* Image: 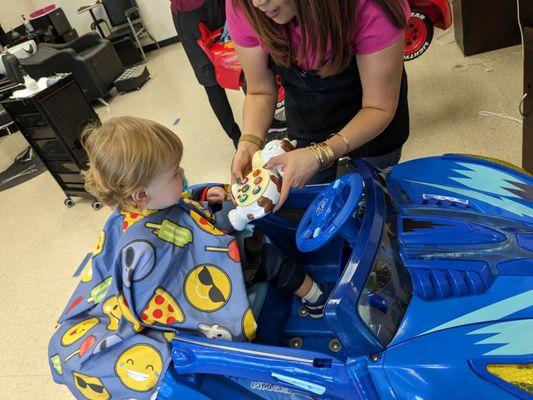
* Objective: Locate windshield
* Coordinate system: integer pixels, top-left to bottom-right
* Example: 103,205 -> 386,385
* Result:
357,192 -> 412,346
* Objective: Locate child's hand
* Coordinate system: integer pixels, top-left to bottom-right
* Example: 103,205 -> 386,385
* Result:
206,186 -> 227,204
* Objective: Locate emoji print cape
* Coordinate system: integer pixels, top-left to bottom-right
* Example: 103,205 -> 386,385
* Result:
48,199 -> 257,399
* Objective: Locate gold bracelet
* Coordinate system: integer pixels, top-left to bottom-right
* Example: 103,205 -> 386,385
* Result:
318,142 -> 335,165
316,142 -> 334,169
329,133 -> 350,153
238,134 -> 264,149
309,142 -> 335,170
309,144 -> 324,166
307,146 -> 322,168
308,144 -> 324,168
317,143 -> 332,169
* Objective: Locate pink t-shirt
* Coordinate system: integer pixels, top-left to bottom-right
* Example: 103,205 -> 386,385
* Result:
226,0 -> 410,69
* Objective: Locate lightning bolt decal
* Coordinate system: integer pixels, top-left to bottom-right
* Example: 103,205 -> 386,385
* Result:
406,180 -> 533,219
406,161 -> 533,219
505,180 -> 533,202
468,319 -> 533,355
422,290 -> 533,335
450,162 -> 531,200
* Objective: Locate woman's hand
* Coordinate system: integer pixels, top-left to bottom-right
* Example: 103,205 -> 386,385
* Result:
266,148 -> 320,212
231,141 -> 260,182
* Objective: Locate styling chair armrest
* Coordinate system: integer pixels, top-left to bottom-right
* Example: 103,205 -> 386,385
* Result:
125,6 -> 139,20
40,32 -> 103,54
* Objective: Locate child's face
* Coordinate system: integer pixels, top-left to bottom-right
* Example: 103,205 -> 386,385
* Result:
144,166 -> 184,210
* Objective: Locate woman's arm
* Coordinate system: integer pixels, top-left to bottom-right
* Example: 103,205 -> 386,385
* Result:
235,44 -> 278,142
324,36 -> 405,158
268,36 -> 405,211
231,44 -> 278,180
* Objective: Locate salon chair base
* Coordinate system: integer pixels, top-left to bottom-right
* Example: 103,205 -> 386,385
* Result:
113,64 -> 150,93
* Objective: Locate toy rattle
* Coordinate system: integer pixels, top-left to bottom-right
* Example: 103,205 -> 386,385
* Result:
228,139 -> 296,231
228,167 -> 282,231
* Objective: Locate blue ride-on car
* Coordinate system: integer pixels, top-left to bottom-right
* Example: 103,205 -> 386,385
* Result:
158,154 -> 533,400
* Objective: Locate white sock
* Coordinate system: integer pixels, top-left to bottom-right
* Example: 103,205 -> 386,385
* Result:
302,281 -> 323,304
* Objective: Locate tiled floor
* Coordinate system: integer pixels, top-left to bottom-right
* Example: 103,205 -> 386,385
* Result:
0,31 -> 524,399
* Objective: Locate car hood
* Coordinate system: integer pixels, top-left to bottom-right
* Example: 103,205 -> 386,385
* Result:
385,154 -> 533,344
387,154 -> 533,227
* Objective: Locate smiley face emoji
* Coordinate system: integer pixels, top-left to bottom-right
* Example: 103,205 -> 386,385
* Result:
189,210 -> 224,236
115,344 -> 163,392
61,317 -> 99,347
73,371 -> 110,400
184,265 -> 232,312
242,307 -> 257,341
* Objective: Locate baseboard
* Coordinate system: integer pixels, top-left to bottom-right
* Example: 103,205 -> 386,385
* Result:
0,123 -> 18,138
143,35 -> 180,52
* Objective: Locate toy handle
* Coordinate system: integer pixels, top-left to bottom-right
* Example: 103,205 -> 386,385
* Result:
227,209 -> 248,231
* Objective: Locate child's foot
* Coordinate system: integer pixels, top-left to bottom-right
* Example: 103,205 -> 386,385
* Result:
302,288 -> 328,318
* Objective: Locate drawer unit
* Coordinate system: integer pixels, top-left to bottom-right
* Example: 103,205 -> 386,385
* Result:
1,74 -> 101,208
16,112 -> 47,128
33,138 -> 71,160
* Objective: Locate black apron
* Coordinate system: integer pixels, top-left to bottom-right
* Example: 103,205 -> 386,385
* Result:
269,57 -> 409,158
172,0 -> 226,86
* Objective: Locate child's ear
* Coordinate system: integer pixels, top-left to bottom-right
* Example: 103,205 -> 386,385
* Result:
132,188 -> 150,208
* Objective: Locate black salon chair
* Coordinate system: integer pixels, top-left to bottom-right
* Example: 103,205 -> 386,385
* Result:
19,32 -> 125,102
92,0 -> 159,61
0,54 -> 26,142
1,53 -> 25,85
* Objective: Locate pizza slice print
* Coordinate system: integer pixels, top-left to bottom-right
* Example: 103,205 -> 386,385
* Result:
120,209 -> 157,233
141,287 -> 185,326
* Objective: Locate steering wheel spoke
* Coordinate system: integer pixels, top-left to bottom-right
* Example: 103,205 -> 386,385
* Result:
296,174 -> 364,252
302,227 -> 314,239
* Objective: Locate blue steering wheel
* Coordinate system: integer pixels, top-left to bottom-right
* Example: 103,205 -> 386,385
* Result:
296,174 -> 364,252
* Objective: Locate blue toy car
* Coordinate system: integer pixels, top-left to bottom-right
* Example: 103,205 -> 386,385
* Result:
158,154 -> 533,400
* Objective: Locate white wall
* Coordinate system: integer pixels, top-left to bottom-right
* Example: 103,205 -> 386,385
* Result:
137,0 -> 176,42
41,0 -> 107,38
0,0 -> 36,30
29,0 -> 176,42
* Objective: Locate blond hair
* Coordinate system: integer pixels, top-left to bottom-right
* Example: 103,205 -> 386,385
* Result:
82,116 -> 183,209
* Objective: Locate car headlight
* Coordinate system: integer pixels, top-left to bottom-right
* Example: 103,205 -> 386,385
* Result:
486,364 -> 533,395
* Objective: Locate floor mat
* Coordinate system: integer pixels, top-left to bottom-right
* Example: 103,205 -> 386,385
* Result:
0,148 -> 48,192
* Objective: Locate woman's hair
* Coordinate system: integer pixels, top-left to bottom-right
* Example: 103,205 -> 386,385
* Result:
81,116 -> 183,209
232,0 -> 406,77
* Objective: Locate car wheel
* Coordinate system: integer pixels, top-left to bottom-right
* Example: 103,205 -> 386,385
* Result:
404,10 -> 434,61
